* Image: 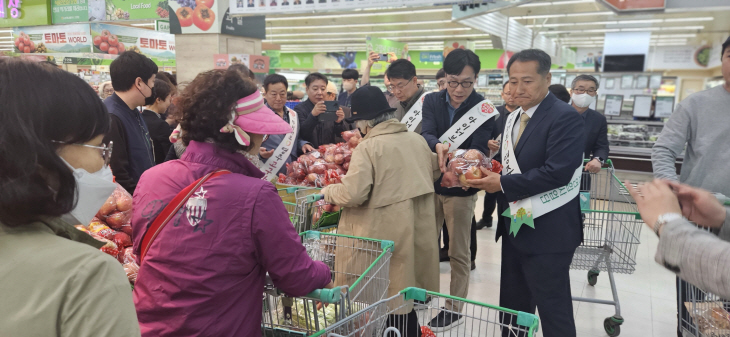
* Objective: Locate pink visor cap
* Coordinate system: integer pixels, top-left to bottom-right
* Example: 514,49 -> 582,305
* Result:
220,91 -> 293,146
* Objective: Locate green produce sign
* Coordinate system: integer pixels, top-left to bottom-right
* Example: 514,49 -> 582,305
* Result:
0,0 -> 52,28
52,0 -> 170,23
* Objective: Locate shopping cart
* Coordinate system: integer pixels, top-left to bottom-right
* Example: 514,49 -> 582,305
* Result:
678,277 -> 730,336
262,231 -> 394,336
310,287 -> 540,337
571,159 -> 642,337
276,185 -> 337,234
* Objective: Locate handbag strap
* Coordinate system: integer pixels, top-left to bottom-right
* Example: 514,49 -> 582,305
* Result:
139,169 -> 231,263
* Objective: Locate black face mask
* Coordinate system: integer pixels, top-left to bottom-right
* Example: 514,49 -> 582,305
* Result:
138,80 -> 156,106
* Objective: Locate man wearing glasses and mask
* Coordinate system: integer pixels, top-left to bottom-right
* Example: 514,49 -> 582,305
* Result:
570,74 -> 608,175
420,48 -> 497,332
386,59 -> 429,133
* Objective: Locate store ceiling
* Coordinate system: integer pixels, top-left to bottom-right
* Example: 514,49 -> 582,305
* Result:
264,0 -> 730,52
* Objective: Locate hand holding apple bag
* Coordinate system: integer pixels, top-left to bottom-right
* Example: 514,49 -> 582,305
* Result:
440,149 -> 502,190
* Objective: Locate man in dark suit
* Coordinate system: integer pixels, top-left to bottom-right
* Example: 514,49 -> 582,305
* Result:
569,74 -> 609,178
477,82 -> 518,230
465,49 -> 585,337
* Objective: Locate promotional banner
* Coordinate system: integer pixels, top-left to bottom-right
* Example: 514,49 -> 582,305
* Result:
52,0 -> 170,23
90,23 -> 175,59
12,24 -> 92,54
230,0 -> 439,15
419,51 -> 443,63
443,40 -> 474,57
0,0 -> 53,28
212,53 -> 269,72
168,0 -> 265,39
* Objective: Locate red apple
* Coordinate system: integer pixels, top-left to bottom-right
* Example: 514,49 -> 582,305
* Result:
106,211 -> 130,229
97,227 -> 117,240
334,154 -> 344,165
440,171 -> 459,187
98,196 -> 117,216
463,149 -> 485,162
464,166 -> 482,180
322,204 -> 335,212
116,195 -> 132,212
342,162 -> 349,170
306,173 -> 319,183
112,232 -> 132,248
119,224 -> 133,236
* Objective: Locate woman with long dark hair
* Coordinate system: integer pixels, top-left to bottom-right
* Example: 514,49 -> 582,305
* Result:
0,59 -> 140,336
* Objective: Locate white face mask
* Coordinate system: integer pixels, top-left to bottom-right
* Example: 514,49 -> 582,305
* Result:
342,81 -> 355,91
571,92 -> 595,108
61,158 -> 117,225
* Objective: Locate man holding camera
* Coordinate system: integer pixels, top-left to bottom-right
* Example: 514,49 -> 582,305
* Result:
294,73 -> 347,148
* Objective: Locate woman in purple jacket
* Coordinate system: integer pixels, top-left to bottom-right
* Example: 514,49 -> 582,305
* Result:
131,69 -> 333,336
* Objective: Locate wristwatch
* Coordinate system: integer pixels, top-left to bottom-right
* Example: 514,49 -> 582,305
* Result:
593,157 -> 604,164
654,213 -> 683,237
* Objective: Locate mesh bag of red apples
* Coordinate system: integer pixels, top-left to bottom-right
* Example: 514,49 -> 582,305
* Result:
74,184 -> 139,284
277,130 -> 362,187
441,149 -> 503,188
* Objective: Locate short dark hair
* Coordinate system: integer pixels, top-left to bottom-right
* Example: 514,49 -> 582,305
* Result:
179,69 -> 259,154
502,82 -> 509,90
507,49 -> 551,77
385,59 -> 417,81
341,69 -> 359,81
110,51 -> 158,92
264,73 -> 289,91
152,79 -> 173,103
436,68 -> 446,80
548,84 -> 571,103
229,63 -> 255,80
443,49 -> 481,77
571,74 -> 599,90
0,58 -> 110,226
156,71 -> 177,87
722,36 -> 730,58
305,72 -> 328,87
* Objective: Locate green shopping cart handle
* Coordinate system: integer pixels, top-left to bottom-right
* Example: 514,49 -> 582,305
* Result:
307,194 -> 324,203
305,286 -> 342,303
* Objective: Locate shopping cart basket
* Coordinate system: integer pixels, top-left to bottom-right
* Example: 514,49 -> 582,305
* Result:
276,185 -> 338,234
262,231 -> 394,336
678,278 -> 730,336
311,287 -> 540,337
571,159 -> 642,337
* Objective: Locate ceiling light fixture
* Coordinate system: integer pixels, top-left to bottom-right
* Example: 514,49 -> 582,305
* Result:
130,23 -> 156,27
268,27 -> 472,37
540,25 -> 704,34
514,11 -> 614,20
266,33 -> 489,44
265,7 -> 451,21
519,0 -> 594,7
526,17 -> 713,28
267,19 -> 453,30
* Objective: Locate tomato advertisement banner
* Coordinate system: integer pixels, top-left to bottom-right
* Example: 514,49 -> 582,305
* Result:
90,23 -> 175,60
52,0 -> 170,23
0,0 -> 52,28
249,55 -> 269,73
212,53 -> 269,73
12,24 -> 92,54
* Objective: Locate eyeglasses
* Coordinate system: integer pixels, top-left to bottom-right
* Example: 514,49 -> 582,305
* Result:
572,88 -> 597,94
386,78 -> 413,92
52,140 -> 114,168
447,80 -> 474,89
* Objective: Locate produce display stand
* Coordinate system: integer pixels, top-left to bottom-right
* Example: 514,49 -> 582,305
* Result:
678,281 -> 730,337
262,231 -> 394,336
310,287 -> 540,337
571,159 -> 642,337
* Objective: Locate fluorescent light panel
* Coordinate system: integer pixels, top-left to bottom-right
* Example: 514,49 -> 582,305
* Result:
519,0 -> 594,7
268,20 -> 452,30
540,25 -> 704,34
265,7 -> 451,21
526,17 -> 713,28
268,27 -> 472,37
514,11 -> 614,20
131,23 -> 155,27
266,34 -> 488,43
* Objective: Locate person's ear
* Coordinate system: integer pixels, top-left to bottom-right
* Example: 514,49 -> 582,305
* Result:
545,72 -> 552,84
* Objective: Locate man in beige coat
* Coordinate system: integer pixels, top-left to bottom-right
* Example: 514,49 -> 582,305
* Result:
322,86 -> 440,337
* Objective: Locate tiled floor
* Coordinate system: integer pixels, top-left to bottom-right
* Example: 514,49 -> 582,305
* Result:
437,192 -> 678,337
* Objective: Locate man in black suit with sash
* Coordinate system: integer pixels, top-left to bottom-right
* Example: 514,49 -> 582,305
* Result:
465,49 -> 585,337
